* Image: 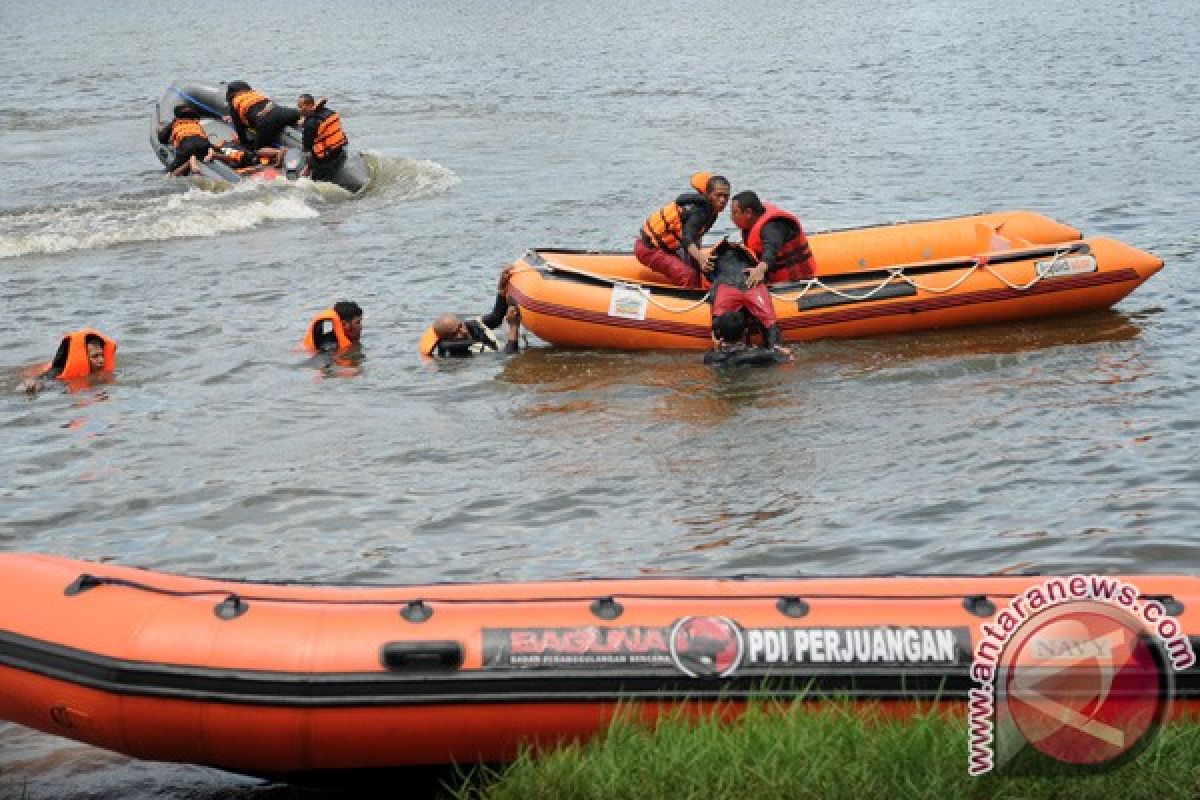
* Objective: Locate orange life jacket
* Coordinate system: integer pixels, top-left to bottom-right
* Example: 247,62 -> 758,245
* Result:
311,109 -> 348,160
44,329 -> 117,380
743,204 -> 816,279
641,193 -> 715,252
230,90 -> 270,126
302,310 -> 353,354
170,118 -> 207,149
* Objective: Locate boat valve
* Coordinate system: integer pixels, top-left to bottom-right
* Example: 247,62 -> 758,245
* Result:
776,596 -> 810,618
214,593 -> 249,620
962,595 -> 997,618
590,596 -> 624,620
401,600 -> 433,623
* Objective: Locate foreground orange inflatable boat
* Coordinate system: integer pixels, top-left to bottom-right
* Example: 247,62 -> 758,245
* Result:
507,211 -> 1164,349
0,553 -> 1195,778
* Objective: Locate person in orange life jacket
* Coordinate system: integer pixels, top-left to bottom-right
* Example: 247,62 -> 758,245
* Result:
705,240 -> 791,360
297,94 -> 349,182
429,267 -> 522,357
205,138 -> 285,170
225,81 -> 301,149
156,105 -> 212,177
729,191 -> 817,287
634,173 -> 731,289
303,301 -> 363,354
20,330 -> 116,393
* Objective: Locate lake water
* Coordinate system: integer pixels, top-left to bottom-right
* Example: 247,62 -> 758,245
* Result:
1,0 -> 1198,796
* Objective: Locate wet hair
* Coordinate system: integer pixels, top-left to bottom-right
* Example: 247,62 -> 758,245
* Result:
706,175 -> 730,193
333,301 -> 362,323
713,310 -> 748,344
173,104 -> 200,119
84,333 -> 105,350
298,93 -> 315,105
732,191 -> 764,214
225,81 -> 251,102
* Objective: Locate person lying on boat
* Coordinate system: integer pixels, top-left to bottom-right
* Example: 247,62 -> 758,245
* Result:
156,105 -> 212,177
634,172 -> 730,289
19,329 -> 116,393
301,301 -> 363,355
297,94 -> 349,183
205,139 -> 285,171
424,267 -> 522,358
703,310 -> 792,368
729,191 -> 817,285
706,239 -> 791,358
226,81 -> 301,150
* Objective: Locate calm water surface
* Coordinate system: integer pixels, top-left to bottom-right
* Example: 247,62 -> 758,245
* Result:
1,0 -> 1198,796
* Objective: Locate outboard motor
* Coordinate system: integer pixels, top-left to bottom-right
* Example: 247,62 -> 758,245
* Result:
284,149 -> 304,180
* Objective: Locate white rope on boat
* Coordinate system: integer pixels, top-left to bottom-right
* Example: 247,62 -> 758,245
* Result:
514,245 -> 1073,316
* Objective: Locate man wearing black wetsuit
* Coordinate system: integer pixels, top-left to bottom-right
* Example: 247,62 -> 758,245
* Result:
429,268 -> 522,357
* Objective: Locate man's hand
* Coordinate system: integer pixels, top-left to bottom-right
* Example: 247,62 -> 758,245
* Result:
745,262 -> 769,288
505,304 -> 521,325
497,265 -> 515,294
698,246 -> 716,273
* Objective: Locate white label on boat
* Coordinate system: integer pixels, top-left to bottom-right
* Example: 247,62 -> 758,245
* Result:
1035,254 -> 1097,278
608,284 -> 649,320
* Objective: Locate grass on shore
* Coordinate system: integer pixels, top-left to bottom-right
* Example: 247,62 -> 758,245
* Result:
448,699 -> 1200,800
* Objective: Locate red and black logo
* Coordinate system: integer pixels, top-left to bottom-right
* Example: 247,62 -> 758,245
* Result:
669,616 -> 744,678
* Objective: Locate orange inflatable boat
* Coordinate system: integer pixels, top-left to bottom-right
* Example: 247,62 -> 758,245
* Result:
0,553 -> 1194,777
506,211 -> 1163,350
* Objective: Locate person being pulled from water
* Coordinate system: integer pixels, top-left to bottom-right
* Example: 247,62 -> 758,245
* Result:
205,138 -> 285,171
297,94 -> 349,183
634,172 -> 731,288
225,81 -> 302,150
20,329 -> 117,393
157,105 -> 212,177
729,190 -> 817,285
427,267 -> 522,358
301,301 -> 363,355
703,240 -> 793,366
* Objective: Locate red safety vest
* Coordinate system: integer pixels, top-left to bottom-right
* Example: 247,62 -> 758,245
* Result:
744,204 -> 816,280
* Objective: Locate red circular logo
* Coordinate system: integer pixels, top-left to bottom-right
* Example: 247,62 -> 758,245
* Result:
1000,601 -> 1170,767
669,616 -> 744,678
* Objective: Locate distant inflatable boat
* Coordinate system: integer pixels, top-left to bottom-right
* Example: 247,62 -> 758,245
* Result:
151,82 -> 370,194
0,553 -> 1194,777
506,211 -> 1163,349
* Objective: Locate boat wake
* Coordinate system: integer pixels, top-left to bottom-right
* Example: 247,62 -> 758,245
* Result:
358,153 -> 460,201
0,183 -> 319,259
0,155 -> 456,259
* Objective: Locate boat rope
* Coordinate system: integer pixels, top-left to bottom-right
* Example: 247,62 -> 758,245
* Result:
514,244 -> 1076,316
786,245 -> 1075,305
61,572 -> 1022,607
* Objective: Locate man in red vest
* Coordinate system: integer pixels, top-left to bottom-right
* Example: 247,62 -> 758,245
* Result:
729,191 -> 817,287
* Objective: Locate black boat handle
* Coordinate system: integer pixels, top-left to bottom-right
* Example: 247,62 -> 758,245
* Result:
381,640 -> 464,671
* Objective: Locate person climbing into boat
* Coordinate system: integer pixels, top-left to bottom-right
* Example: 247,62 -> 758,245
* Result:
297,94 -> 349,183
729,191 -> 817,286
634,172 -> 731,289
302,301 -> 363,355
423,267 -> 522,358
19,329 -> 117,393
702,240 -> 792,365
225,81 -> 301,150
205,139 -> 285,171
156,105 -> 212,177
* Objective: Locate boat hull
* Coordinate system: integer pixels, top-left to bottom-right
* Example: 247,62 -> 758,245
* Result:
0,554 -> 1196,775
507,212 -> 1162,350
